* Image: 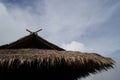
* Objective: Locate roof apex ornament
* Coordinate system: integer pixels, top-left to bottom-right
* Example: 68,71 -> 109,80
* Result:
26,29 -> 42,34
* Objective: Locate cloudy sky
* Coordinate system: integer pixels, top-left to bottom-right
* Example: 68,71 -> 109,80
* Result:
0,0 -> 120,80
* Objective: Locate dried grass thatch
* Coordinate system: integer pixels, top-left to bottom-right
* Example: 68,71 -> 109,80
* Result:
0,49 -> 114,80
0,32 -> 115,80
0,33 -> 65,51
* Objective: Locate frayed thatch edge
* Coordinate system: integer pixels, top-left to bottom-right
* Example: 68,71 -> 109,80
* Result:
0,49 -> 115,79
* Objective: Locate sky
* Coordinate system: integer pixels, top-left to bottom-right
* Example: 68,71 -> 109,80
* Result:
0,0 -> 120,80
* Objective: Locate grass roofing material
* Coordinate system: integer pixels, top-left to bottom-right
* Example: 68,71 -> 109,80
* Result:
0,33 -> 115,80
0,49 -> 114,80
0,33 -> 65,50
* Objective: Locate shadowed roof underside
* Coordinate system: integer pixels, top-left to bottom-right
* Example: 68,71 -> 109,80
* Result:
0,33 -> 64,51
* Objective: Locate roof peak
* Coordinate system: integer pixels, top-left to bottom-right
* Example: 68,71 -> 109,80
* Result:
26,29 -> 42,35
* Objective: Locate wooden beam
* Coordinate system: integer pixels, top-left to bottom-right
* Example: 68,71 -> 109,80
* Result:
35,29 -> 42,33
26,29 -> 33,34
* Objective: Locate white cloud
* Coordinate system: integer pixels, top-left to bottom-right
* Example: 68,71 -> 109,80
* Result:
37,0 -> 120,45
0,3 -> 39,45
44,0 -> 117,32
0,0 -> 119,55
62,41 -> 93,52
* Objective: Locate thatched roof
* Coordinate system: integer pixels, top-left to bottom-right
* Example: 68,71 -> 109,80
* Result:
0,33 -> 64,51
0,49 -> 114,80
0,32 -> 115,80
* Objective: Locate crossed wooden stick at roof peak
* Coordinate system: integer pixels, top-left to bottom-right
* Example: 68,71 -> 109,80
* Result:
26,29 -> 42,34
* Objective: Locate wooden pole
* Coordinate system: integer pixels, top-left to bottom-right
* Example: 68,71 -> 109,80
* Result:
35,29 -> 42,33
26,29 -> 33,34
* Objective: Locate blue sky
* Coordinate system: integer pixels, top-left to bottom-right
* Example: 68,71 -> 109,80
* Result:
0,0 -> 120,80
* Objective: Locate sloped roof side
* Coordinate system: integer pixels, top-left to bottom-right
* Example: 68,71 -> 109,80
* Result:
0,33 -> 65,51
